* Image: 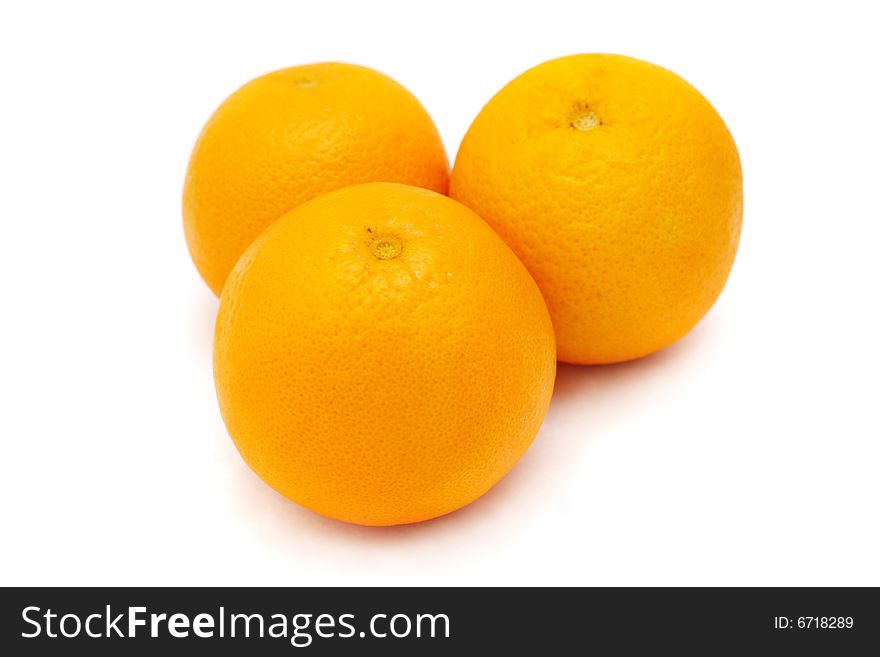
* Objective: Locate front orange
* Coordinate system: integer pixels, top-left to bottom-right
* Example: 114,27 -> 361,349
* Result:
213,183 -> 556,526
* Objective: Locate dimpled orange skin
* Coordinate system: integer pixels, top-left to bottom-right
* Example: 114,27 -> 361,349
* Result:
214,183 -> 556,526
450,54 -> 743,364
184,63 -> 450,296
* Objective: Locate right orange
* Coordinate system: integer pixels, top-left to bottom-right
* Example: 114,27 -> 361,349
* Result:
451,54 -> 743,364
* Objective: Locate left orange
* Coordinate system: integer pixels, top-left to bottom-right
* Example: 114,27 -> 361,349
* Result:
183,63 -> 450,295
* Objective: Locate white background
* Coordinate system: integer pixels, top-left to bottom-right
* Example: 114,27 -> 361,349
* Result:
1,1 -> 878,586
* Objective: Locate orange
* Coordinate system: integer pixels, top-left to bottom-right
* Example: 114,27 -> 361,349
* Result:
450,54 -> 742,364
183,63 -> 450,295
213,183 -> 556,526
